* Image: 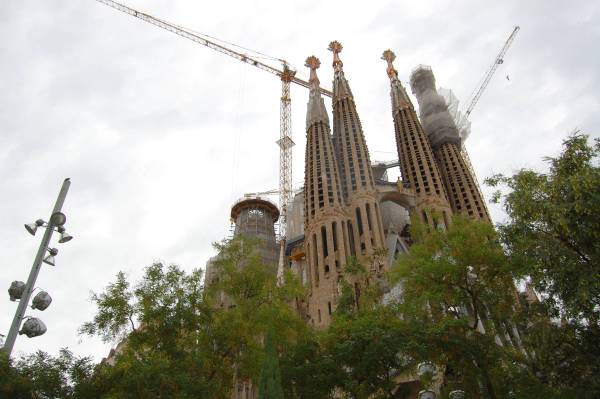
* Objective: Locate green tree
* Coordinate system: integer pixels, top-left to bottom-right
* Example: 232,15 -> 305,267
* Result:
258,329 -> 284,399
322,306 -> 423,399
486,133 -> 600,322
78,236 -> 307,398
0,351 -> 33,399
0,348 -> 96,399
390,215 -> 561,398
486,133 -> 600,397
280,330 -> 337,399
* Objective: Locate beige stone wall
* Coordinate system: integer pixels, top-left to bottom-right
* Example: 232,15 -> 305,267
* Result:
391,95 -> 454,229
304,210 -> 350,327
331,68 -> 388,273
434,142 -> 491,222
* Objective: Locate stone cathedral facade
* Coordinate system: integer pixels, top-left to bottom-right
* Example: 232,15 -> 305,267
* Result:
207,42 -> 492,399
285,44 -> 490,328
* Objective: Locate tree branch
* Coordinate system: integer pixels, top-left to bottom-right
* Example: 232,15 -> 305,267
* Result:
536,227 -> 591,264
129,315 -> 137,332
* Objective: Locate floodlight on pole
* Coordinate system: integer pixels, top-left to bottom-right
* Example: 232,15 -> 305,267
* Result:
24,219 -> 45,236
418,390 -> 436,399
2,178 -> 72,357
43,248 -> 58,266
31,291 -> 52,311
449,390 -> 466,399
57,226 -> 73,244
8,281 -> 26,302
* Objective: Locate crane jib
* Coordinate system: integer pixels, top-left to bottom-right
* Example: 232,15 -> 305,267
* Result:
97,0 -> 333,248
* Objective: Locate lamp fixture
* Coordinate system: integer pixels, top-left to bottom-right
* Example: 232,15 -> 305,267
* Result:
24,219 -> 45,236
56,226 -> 73,243
43,248 -> 58,266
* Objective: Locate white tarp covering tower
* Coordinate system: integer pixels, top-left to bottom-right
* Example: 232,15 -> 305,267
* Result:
438,87 -> 471,143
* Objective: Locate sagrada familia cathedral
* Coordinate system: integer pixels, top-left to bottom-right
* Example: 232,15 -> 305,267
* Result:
205,41 -> 492,398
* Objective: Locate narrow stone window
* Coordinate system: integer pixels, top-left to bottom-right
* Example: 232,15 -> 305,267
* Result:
356,208 -> 364,235
321,226 -> 328,258
332,221 -> 338,251
348,221 -> 356,256
312,234 -> 319,284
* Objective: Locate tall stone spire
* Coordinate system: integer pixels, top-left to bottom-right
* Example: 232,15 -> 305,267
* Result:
305,56 -> 329,129
329,41 -> 386,263
382,50 -> 453,229
410,66 -> 490,222
303,56 -> 350,327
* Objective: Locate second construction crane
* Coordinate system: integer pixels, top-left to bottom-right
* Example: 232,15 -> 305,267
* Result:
454,26 -> 520,216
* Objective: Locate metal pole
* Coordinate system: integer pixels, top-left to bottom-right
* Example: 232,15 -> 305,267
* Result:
2,178 -> 71,357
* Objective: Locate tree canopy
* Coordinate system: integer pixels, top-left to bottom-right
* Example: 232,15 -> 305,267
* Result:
2,134 -> 599,398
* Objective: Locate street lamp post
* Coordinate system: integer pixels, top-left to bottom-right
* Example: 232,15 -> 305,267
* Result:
2,178 -> 72,357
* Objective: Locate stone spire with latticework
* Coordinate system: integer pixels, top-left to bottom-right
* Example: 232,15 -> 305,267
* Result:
303,55 -> 350,327
328,41 -> 386,262
382,50 -> 453,229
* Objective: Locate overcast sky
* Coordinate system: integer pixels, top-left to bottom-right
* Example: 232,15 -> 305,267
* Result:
1,0 -> 598,362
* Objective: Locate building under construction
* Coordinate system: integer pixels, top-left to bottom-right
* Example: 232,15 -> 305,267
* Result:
206,43 -> 492,329
92,4 -> 520,398
92,1 -> 506,330
202,44 -> 497,398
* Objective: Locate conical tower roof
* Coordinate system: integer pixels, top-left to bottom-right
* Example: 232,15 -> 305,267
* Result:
303,56 -> 344,224
305,56 -> 329,129
329,41 -> 376,200
381,49 -> 413,112
329,41 -> 385,257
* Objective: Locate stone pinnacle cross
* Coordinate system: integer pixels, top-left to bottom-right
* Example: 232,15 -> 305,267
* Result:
328,41 -> 344,72
305,55 -> 321,88
381,49 -> 398,80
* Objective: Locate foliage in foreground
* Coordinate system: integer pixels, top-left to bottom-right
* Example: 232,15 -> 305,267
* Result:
486,132 -> 600,396
2,134 -> 599,398
0,348 -> 95,399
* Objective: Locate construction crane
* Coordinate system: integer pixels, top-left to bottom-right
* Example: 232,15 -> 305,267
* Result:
464,26 -> 520,119
375,27 -> 519,216
94,0 -> 333,277
243,189 -> 280,199
458,26 -> 520,216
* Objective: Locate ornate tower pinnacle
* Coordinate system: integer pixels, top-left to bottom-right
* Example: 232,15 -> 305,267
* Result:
328,41 -> 344,72
305,56 -> 321,88
381,49 -> 398,80
381,50 -> 410,111
305,56 -> 328,128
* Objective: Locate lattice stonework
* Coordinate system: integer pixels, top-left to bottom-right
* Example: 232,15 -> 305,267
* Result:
408,65 -> 491,224
303,56 -> 349,328
382,50 -> 453,229
329,41 -> 386,258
